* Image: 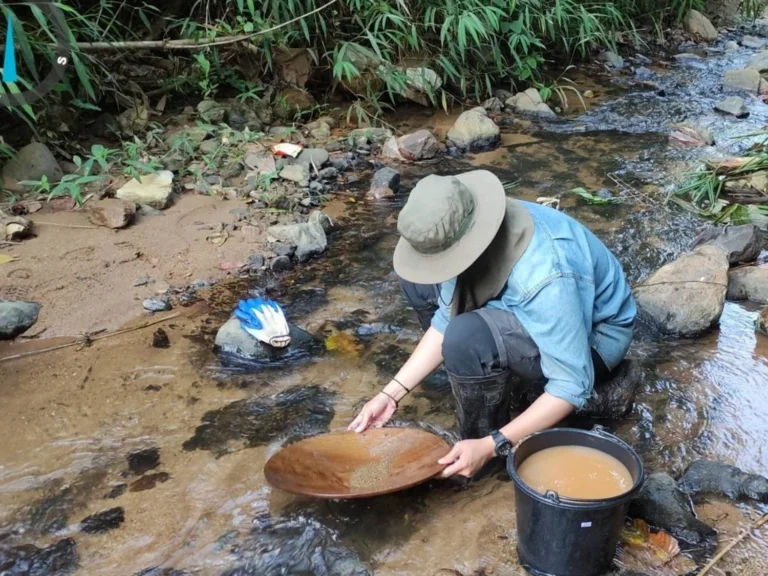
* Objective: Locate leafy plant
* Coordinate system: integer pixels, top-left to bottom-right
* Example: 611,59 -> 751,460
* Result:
570,187 -> 623,204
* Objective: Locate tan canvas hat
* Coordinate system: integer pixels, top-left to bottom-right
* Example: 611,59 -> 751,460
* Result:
393,170 -> 507,285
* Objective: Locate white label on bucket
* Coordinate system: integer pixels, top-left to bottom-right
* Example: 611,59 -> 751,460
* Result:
581,522 -> 593,528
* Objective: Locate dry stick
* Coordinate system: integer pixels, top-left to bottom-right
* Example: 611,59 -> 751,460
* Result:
0,312 -> 181,363
76,0 -> 339,51
32,221 -> 99,229
696,513 -> 768,576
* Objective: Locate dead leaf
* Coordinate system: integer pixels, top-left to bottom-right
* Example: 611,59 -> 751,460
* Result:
0,254 -> 19,264
217,260 -> 244,271
27,202 -> 43,214
207,229 -> 229,247
156,95 -> 167,113
620,519 -> 680,567
324,331 -> 363,355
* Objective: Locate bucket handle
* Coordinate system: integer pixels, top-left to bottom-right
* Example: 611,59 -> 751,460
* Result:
591,424 -> 614,438
544,490 -> 561,503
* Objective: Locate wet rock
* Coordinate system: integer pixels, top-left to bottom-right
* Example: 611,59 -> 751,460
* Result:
746,49 -> 768,71
349,127 -> 392,145
274,87 -> 316,120
296,148 -> 329,168
214,317 -> 319,364
683,9 -> 718,41
183,385 -> 335,456
598,50 -> 624,69
633,245 -> 729,338
396,130 -> 439,161
329,153 -> 353,172
279,164 -> 310,187
80,507 -> 125,534
0,538 -> 78,575
0,300 -> 41,339
270,255 -> 293,272
714,96 -> 749,118
197,99 -> 226,123
690,224 -> 763,264
127,447 -> 160,475
370,167 -> 400,197
741,35 -> 765,48
724,40 -> 739,51
220,515 -> 369,576
432,571 -> 463,576
135,569 -> 191,576
381,136 -> 406,162
105,484 -> 127,499
143,298 -> 171,312
723,69 -> 761,94
117,170 -> 175,210
757,306 -> 768,336
582,360 -> 643,420
482,97 -> 504,114
130,472 -> 171,492
628,473 -> 718,550
727,266 -> 768,303
679,459 -> 768,502
316,167 -> 338,180
1,143 -> 63,193
669,122 -> 714,147
447,107 -> 500,151
152,328 -> 170,349
267,211 -> 332,262
506,88 -> 557,118
88,199 -> 136,229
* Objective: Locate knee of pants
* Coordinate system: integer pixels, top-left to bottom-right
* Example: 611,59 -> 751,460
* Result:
442,312 -> 499,378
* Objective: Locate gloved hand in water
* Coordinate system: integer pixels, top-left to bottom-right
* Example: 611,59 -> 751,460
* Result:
234,298 -> 291,348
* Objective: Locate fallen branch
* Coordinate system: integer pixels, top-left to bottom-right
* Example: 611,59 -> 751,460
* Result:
0,312 -> 181,363
76,0 -> 338,52
33,221 -> 98,229
696,513 -> 768,576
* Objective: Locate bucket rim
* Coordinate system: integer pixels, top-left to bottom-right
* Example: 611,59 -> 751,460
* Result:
507,426 -> 645,509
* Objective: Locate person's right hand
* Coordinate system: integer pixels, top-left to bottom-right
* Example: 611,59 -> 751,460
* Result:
348,393 -> 397,433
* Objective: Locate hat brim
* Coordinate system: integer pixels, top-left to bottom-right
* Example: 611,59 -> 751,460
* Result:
393,170 -> 507,285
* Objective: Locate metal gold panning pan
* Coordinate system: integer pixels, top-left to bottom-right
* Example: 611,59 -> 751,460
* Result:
264,427 -> 450,499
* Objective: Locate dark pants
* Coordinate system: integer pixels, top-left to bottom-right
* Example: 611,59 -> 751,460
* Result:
400,280 -> 613,439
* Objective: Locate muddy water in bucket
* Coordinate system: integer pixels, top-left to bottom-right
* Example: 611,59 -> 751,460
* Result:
517,445 -> 633,500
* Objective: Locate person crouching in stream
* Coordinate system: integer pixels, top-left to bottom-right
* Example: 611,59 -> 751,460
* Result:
349,170 -> 636,478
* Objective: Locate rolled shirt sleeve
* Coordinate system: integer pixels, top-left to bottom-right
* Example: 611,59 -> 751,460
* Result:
512,276 -> 594,409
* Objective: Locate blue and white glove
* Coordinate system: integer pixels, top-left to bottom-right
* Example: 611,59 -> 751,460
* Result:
234,298 -> 291,348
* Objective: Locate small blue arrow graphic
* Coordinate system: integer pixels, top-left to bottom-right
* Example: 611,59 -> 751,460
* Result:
3,13 -> 18,83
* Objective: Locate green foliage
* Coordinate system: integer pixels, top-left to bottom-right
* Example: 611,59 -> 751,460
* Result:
569,187 -> 623,204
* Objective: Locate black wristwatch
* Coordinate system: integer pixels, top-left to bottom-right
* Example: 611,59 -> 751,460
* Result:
491,430 -> 513,458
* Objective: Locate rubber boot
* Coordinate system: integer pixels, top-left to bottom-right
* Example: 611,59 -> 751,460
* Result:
448,370 -> 513,482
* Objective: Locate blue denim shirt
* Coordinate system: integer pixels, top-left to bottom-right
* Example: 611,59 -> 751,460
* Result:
431,200 -> 636,409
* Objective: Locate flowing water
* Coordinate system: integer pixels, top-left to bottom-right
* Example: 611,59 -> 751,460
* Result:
2,35 -> 768,576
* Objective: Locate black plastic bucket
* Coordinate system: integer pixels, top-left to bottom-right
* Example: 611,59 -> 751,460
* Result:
507,426 -> 645,576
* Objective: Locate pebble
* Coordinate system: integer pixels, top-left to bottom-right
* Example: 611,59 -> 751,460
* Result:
133,275 -> 151,287
192,279 -> 211,289
143,298 -> 171,312
271,255 -> 293,272
152,328 -> 170,349
155,281 -> 170,294
246,254 -> 264,269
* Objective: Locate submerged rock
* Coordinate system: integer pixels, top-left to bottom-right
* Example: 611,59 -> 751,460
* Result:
0,300 -> 41,339
182,385 -> 335,456
741,35 -> 765,48
152,328 -> 171,348
690,224 -> 763,264
135,568 -> 191,576
506,88 -> 557,118
727,266 -> 768,304
80,507 -> 125,534
757,306 -> 768,336
127,447 -> 160,475
370,167 -> 400,199
714,96 -> 749,118
0,538 -> 78,576
116,171 -> 174,210
89,199 -> 136,229
683,9 -> 718,41
446,108 -> 500,151
633,245 -> 729,337
1,143 -> 63,193
724,40 -> 739,51
746,49 -> 768,72
267,211 -> 332,262
628,473 -> 718,551
723,69 -> 761,94
582,360 -> 644,420
679,459 -> 768,502
214,317 -> 320,364
220,516 -> 370,576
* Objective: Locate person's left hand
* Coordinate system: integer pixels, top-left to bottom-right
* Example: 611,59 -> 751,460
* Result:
438,437 -> 495,478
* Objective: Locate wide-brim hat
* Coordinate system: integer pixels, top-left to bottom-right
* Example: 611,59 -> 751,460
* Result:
393,170 -> 507,285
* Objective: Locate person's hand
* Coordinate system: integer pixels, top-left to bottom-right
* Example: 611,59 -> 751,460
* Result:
438,437 -> 495,478
348,393 -> 397,433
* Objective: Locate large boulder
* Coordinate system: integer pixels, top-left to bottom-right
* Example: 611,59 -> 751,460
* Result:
628,473 -> 718,551
746,50 -> 768,72
1,143 -> 63,193
214,317 -> 320,365
506,88 -> 557,118
446,108 -> 500,151
679,459 -> 768,502
683,9 -> 718,42
727,266 -> 768,303
0,300 -> 41,339
690,224 -> 764,264
267,210 -> 332,262
581,360 -> 644,420
714,96 -> 749,118
634,245 -> 729,337
723,69 -> 761,94
116,171 -> 174,210
396,130 -> 439,161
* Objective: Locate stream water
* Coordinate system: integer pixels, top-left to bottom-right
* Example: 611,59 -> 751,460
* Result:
2,34 -> 768,576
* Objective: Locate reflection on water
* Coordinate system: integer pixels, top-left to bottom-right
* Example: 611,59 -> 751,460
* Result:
2,43 -> 768,575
